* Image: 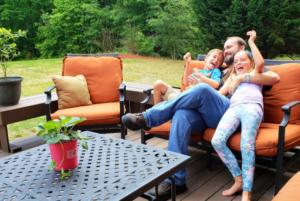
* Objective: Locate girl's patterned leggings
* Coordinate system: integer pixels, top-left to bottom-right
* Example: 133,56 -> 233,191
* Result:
211,103 -> 263,192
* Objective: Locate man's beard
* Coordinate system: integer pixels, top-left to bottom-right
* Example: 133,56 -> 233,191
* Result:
224,55 -> 234,66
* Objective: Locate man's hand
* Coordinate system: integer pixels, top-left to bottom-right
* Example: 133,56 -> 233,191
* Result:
228,74 -> 245,94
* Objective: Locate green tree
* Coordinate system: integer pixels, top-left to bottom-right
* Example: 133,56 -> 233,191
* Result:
149,0 -> 197,59
191,0 -> 300,59
0,0 -> 53,58
37,0 -> 104,58
111,0 -> 157,53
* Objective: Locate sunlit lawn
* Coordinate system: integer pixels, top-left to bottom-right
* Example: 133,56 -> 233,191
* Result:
8,57 -> 185,141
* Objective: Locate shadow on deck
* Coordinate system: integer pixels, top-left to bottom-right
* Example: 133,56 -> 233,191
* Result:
1,129 -> 299,201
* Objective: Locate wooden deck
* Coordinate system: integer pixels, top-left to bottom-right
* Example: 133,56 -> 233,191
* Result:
1,129 -> 299,201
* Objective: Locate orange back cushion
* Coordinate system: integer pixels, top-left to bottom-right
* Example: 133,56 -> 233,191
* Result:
62,56 -> 123,104
180,61 -> 205,91
264,63 -> 300,124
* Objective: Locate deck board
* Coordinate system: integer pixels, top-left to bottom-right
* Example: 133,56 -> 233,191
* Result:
1,129 -> 298,201
208,165 -> 268,201
233,168 -> 275,201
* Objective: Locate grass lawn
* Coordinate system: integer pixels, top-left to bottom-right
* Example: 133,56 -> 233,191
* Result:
7,57 -> 185,141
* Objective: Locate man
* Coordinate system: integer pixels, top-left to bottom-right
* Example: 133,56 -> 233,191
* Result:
122,36 -> 280,200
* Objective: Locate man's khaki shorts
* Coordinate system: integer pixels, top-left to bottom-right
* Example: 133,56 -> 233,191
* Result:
161,84 -> 180,101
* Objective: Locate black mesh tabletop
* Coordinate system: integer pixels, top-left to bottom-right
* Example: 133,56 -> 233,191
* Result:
0,131 -> 190,201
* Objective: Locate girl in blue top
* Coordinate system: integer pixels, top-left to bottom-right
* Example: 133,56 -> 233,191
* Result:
212,30 -> 264,201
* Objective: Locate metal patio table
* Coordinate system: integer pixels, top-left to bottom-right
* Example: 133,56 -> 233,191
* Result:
0,131 -> 190,201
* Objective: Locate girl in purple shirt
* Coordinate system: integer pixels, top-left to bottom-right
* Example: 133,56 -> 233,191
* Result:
212,30 -> 264,201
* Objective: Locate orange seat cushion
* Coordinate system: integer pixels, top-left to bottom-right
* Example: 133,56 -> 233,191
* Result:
146,120 -> 203,142
272,171 -> 300,201
203,123 -> 300,156
264,64 -> 300,124
62,56 -> 123,104
51,102 -> 123,126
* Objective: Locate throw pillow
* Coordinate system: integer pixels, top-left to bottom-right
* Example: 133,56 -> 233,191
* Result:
52,75 -> 92,110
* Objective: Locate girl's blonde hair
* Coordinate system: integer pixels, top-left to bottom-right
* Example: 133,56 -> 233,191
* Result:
230,51 -> 255,81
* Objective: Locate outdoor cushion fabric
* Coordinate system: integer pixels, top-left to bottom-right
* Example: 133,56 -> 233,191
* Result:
62,56 -> 123,104
145,120 -> 203,141
51,102 -> 124,126
272,171 -> 300,201
52,75 -> 92,110
264,63 -> 300,124
203,123 -> 300,156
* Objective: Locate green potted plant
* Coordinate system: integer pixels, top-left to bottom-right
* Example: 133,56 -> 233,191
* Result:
34,116 -> 89,180
0,28 -> 27,106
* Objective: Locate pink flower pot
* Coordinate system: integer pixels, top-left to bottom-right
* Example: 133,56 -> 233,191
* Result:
49,139 -> 78,171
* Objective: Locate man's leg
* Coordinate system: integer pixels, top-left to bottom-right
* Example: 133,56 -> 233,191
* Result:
145,83 -> 230,128
166,109 -> 207,185
148,109 -> 207,198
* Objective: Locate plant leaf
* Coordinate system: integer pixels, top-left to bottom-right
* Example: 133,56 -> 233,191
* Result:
60,116 -> 73,126
59,115 -> 67,120
53,119 -> 60,124
34,125 -> 45,131
70,131 -> 79,139
48,130 -> 57,138
48,160 -> 56,171
69,117 -> 86,125
57,134 -> 70,141
81,141 -> 88,150
43,121 -> 59,130
77,133 -> 83,138
36,129 -> 46,136
60,168 -> 71,180
43,133 -> 52,141
47,136 -> 61,144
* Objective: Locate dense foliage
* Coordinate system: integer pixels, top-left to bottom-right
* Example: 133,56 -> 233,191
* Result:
0,0 -> 299,59
191,0 -> 300,59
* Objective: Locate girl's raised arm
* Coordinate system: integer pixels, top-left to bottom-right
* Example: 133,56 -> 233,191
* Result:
247,30 -> 264,73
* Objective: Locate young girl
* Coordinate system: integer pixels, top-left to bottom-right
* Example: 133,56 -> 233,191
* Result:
153,49 -> 224,104
211,30 -> 264,201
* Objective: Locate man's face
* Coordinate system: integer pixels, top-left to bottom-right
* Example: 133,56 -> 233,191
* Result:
223,39 -> 242,66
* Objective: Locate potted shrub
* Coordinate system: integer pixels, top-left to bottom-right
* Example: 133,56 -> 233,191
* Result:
34,116 -> 89,180
0,28 -> 26,106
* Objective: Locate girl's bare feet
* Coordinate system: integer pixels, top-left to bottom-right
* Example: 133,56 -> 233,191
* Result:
242,191 -> 251,201
222,175 -> 243,196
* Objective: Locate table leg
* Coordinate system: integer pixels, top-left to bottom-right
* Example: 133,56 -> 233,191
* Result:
168,176 -> 176,201
155,185 -> 158,199
0,125 -> 10,152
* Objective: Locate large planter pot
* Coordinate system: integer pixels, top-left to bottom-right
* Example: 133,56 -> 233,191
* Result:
49,139 -> 78,171
0,76 -> 23,106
